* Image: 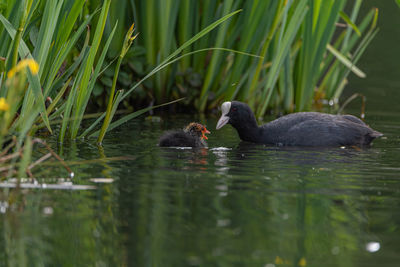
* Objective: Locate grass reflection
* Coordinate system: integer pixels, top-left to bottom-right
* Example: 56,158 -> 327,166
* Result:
0,186 -> 121,265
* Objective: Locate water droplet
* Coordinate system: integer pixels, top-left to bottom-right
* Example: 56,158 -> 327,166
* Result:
219,192 -> 228,197
215,185 -> 228,191
331,246 -> 340,255
366,242 -> 380,253
43,207 -> 53,215
93,229 -> 100,238
0,202 -> 8,214
187,255 -> 201,266
217,219 -> 231,227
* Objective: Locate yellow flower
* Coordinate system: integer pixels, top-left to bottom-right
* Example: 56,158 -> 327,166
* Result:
275,256 -> 284,265
0,97 -> 10,111
7,59 -> 39,78
298,257 -> 307,267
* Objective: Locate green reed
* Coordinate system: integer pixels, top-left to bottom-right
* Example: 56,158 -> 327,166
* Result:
99,0 -> 377,118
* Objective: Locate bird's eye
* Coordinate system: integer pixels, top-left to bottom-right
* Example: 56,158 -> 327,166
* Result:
232,107 -> 237,112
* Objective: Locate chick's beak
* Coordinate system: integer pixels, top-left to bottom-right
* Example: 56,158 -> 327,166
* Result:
202,127 -> 211,140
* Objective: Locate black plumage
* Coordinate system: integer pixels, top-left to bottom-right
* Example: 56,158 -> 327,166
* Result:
159,122 -> 210,147
216,101 -> 382,146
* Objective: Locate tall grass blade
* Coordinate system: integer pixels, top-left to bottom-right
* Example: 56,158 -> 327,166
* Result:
89,98 -> 184,138
59,50 -> 90,143
257,0 -> 308,117
69,0 -> 112,139
326,44 -> 365,78
339,11 -> 361,36
197,0 -> 234,112
45,77 -> 72,117
97,23 -> 135,144
18,136 -> 32,178
0,14 -> 52,133
122,9 -> 242,100
43,11 -> 96,96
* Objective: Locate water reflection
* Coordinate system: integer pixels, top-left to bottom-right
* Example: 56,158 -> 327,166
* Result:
1,116 -> 398,266
0,183 -> 122,265
159,147 -> 210,171
108,126 -> 396,266
2,75 -> 400,267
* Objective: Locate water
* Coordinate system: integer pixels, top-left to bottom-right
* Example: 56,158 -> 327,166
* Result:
1,113 -> 399,266
1,2 -> 400,266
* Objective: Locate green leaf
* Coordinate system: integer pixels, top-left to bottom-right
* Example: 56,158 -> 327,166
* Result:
0,13 -> 52,133
339,11 -> 361,36
69,0 -> 112,139
45,77 -> 72,116
326,44 -> 366,78
0,57 -> 5,73
18,136 -> 32,178
258,0 -> 309,117
59,51 -> 90,143
43,11 -> 95,96
89,98 -> 185,138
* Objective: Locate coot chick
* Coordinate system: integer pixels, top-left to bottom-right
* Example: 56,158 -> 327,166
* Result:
216,101 -> 382,146
159,122 -> 210,147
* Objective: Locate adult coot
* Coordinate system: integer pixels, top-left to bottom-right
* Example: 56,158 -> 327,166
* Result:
159,122 -> 210,147
216,101 -> 382,146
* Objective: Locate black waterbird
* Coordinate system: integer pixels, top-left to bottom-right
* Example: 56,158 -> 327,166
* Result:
216,101 -> 382,146
159,122 -> 211,147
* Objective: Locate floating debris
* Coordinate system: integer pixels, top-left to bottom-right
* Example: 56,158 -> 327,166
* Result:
210,147 -> 232,151
0,182 -> 96,190
89,178 -> 114,183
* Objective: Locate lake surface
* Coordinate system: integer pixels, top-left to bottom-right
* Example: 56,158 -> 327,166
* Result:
1,1 -> 400,266
1,113 -> 399,266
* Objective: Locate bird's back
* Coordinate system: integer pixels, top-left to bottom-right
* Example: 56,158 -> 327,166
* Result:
260,112 -> 382,146
159,130 -> 205,147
